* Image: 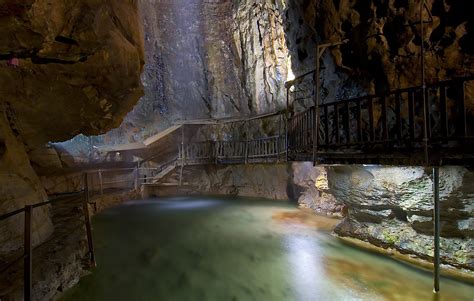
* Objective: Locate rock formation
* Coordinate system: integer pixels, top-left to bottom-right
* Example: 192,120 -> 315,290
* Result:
329,165 -> 474,272
1,0 -> 474,298
0,1 -> 144,298
93,0 -> 291,147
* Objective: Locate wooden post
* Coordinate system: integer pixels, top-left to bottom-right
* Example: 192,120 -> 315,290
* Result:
83,173 -> 96,267
24,205 -> 33,301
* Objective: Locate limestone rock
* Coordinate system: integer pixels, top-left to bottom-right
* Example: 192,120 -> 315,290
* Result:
0,0 -> 144,275
294,163 -> 344,217
185,164 -> 291,200
0,110 -> 53,257
0,0 -> 144,146
329,165 -> 474,270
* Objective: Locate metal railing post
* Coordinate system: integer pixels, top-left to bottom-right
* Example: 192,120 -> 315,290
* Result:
245,121 -> 249,164
82,173 -> 96,267
24,204 -> 33,301
98,169 -> 103,195
420,0 -> 432,165
134,163 -> 139,191
433,167 -> 440,293
313,46 -> 320,166
285,110 -> 289,162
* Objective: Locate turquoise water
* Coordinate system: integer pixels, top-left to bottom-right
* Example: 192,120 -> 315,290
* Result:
61,196 -> 474,301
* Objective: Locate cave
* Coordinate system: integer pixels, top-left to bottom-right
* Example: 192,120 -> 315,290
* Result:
1,0 -> 473,300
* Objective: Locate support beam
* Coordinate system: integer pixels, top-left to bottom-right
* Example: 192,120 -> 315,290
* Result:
433,167 -> 440,294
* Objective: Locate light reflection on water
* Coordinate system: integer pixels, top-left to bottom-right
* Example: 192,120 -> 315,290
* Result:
61,196 -> 474,301
284,234 -> 327,300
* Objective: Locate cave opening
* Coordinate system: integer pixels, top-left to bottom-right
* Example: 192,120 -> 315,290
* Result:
0,0 -> 473,300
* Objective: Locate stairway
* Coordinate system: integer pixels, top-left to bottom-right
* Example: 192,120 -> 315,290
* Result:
155,165 -> 194,186
150,162 -> 178,184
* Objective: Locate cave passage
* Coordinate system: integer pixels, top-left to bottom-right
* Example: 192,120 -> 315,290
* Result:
60,196 -> 474,301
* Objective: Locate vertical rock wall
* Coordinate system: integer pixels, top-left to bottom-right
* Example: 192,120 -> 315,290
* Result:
233,0 -> 289,113
99,0 -> 291,146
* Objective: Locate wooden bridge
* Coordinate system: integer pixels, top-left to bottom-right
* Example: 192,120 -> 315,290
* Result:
178,74 -> 474,167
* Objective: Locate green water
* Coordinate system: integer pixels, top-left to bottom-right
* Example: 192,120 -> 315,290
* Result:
61,196 -> 474,301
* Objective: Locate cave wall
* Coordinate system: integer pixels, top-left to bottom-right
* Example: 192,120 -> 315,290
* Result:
0,0 -> 144,146
328,165 -> 474,271
281,0 -> 474,274
94,0 -> 291,147
233,0 -> 289,113
170,162 -> 341,212
0,0 -> 144,259
0,110 -> 53,257
179,164 -> 292,200
286,0 -> 474,99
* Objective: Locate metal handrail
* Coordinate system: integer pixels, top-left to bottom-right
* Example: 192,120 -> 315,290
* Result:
0,174 -> 95,301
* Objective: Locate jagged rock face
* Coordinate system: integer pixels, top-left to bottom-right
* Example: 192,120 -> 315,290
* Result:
233,0 -> 289,113
100,0 -> 290,145
295,164 -> 344,217
0,0 -> 144,260
102,0 -> 246,145
0,0 -> 144,146
0,112 -> 53,258
288,0 -> 474,96
328,165 -> 474,270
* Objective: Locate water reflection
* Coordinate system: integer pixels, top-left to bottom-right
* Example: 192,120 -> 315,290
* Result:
284,234 -> 326,300
61,197 -> 474,301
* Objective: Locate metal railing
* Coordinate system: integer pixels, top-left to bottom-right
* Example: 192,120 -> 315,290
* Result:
286,75 -> 474,164
178,135 -> 287,165
0,174 -> 95,301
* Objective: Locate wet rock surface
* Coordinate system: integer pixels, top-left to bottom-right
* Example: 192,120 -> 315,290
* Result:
328,165 -> 474,271
294,163 -> 344,217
